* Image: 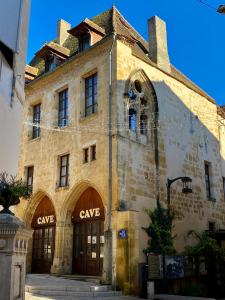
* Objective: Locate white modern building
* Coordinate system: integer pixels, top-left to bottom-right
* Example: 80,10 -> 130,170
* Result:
0,0 -> 30,175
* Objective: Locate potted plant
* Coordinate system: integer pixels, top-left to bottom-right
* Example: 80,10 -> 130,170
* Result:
0,172 -> 29,215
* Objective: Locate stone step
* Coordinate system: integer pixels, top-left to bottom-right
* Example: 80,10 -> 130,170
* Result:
25,274 -> 122,298
25,284 -> 112,292
62,274 -> 101,284
26,290 -> 122,297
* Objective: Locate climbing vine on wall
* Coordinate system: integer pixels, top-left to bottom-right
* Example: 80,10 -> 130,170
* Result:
142,200 -> 175,255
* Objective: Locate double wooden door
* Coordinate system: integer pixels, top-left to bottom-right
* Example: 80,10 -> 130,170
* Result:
32,226 -> 55,273
73,220 -> 104,276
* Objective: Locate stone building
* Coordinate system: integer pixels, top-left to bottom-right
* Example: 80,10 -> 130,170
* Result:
0,0 -> 30,175
15,6 -> 225,294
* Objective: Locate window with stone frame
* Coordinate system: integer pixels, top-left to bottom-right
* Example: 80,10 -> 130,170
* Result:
58,89 -> 68,127
83,148 -> 89,164
59,154 -> 69,187
90,145 -> 96,161
85,73 -> 98,116
32,104 -> 41,139
26,166 -> 34,194
204,161 -> 214,200
126,77 -> 150,138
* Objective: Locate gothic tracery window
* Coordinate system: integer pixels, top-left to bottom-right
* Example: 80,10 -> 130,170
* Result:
126,77 -> 150,139
140,113 -> 148,135
129,108 -> 137,131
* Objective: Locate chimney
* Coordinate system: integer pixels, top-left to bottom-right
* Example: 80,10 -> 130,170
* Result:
148,16 -> 171,73
57,19 -> 71,46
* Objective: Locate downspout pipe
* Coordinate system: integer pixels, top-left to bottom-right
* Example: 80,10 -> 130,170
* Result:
104,32 -> 116,285
108,33 -> 116,231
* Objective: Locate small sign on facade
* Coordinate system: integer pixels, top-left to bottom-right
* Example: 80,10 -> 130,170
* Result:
148,254 -> 163,280
118,229 -> 128,239
165,255 -> 184,279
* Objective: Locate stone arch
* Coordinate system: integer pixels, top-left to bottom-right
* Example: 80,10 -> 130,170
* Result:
125,68 -> 160,201
125,68 -> 159,115
60,180 -> 106,226
23,189 -> 56,227
56,182 -> 106,275
23,191 -> 56,274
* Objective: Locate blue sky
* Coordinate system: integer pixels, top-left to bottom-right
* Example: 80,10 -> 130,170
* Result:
28,0 -> 225,105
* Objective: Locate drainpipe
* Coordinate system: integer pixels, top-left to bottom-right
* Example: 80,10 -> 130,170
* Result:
104,33 -> 116,285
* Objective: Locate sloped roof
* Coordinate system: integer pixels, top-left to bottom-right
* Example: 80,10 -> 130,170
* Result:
28,6 -> 215,103
36,41 -> 70,58
68,18 -> 106,37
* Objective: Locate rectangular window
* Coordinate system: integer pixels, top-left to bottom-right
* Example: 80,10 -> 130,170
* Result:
58,89 -> 68,127
85,73 -> 98,117
91,145 -> 96,161
32,104 -> 41,139
79,34 -> 90,51
208,221 -> 215,232
83,148 -> 89,164
27,166 -> 34,193
204,161 -> 212,199
59,154 -> 69,187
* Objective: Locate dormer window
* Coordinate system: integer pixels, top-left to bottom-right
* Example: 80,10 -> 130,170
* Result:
68,18 -> 105,53
45,54 -> 56,72
35,42 -> 70,74
79,33 -> 90,51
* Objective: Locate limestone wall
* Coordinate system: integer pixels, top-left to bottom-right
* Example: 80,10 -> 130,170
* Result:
15,39 -> 118,273
116,39 -> 225,260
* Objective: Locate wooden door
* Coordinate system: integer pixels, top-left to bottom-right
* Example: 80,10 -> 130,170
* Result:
73,220 -> 104,275
72,187 -> 105,276
32,226 -> 55,273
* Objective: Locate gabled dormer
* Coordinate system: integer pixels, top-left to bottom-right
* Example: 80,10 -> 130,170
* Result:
68,18 -> 105,52
25,65 -> 38,83
35,41 -> 70,73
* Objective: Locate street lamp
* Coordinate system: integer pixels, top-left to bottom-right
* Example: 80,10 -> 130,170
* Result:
167,177 -> 192,206
217,5 -> 225,14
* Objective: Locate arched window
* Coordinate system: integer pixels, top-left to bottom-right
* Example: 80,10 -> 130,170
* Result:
140,113 -> 148,136
129,108 -> 137,132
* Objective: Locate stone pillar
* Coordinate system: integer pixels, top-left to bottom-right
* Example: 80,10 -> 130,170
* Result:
102,229 -> 113,284
51,221 -> 65,274
0,214 -> 33,300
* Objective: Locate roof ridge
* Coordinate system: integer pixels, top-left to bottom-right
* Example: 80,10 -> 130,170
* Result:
113,6 -> 148,48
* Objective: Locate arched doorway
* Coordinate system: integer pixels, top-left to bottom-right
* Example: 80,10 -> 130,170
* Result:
31,196 -> 56,273
72,187 -> 105,276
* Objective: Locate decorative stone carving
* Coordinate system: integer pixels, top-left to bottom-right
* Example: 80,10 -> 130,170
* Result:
0,213 -> 33,300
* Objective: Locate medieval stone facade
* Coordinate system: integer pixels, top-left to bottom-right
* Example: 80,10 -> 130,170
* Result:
15,6 -> 225,294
